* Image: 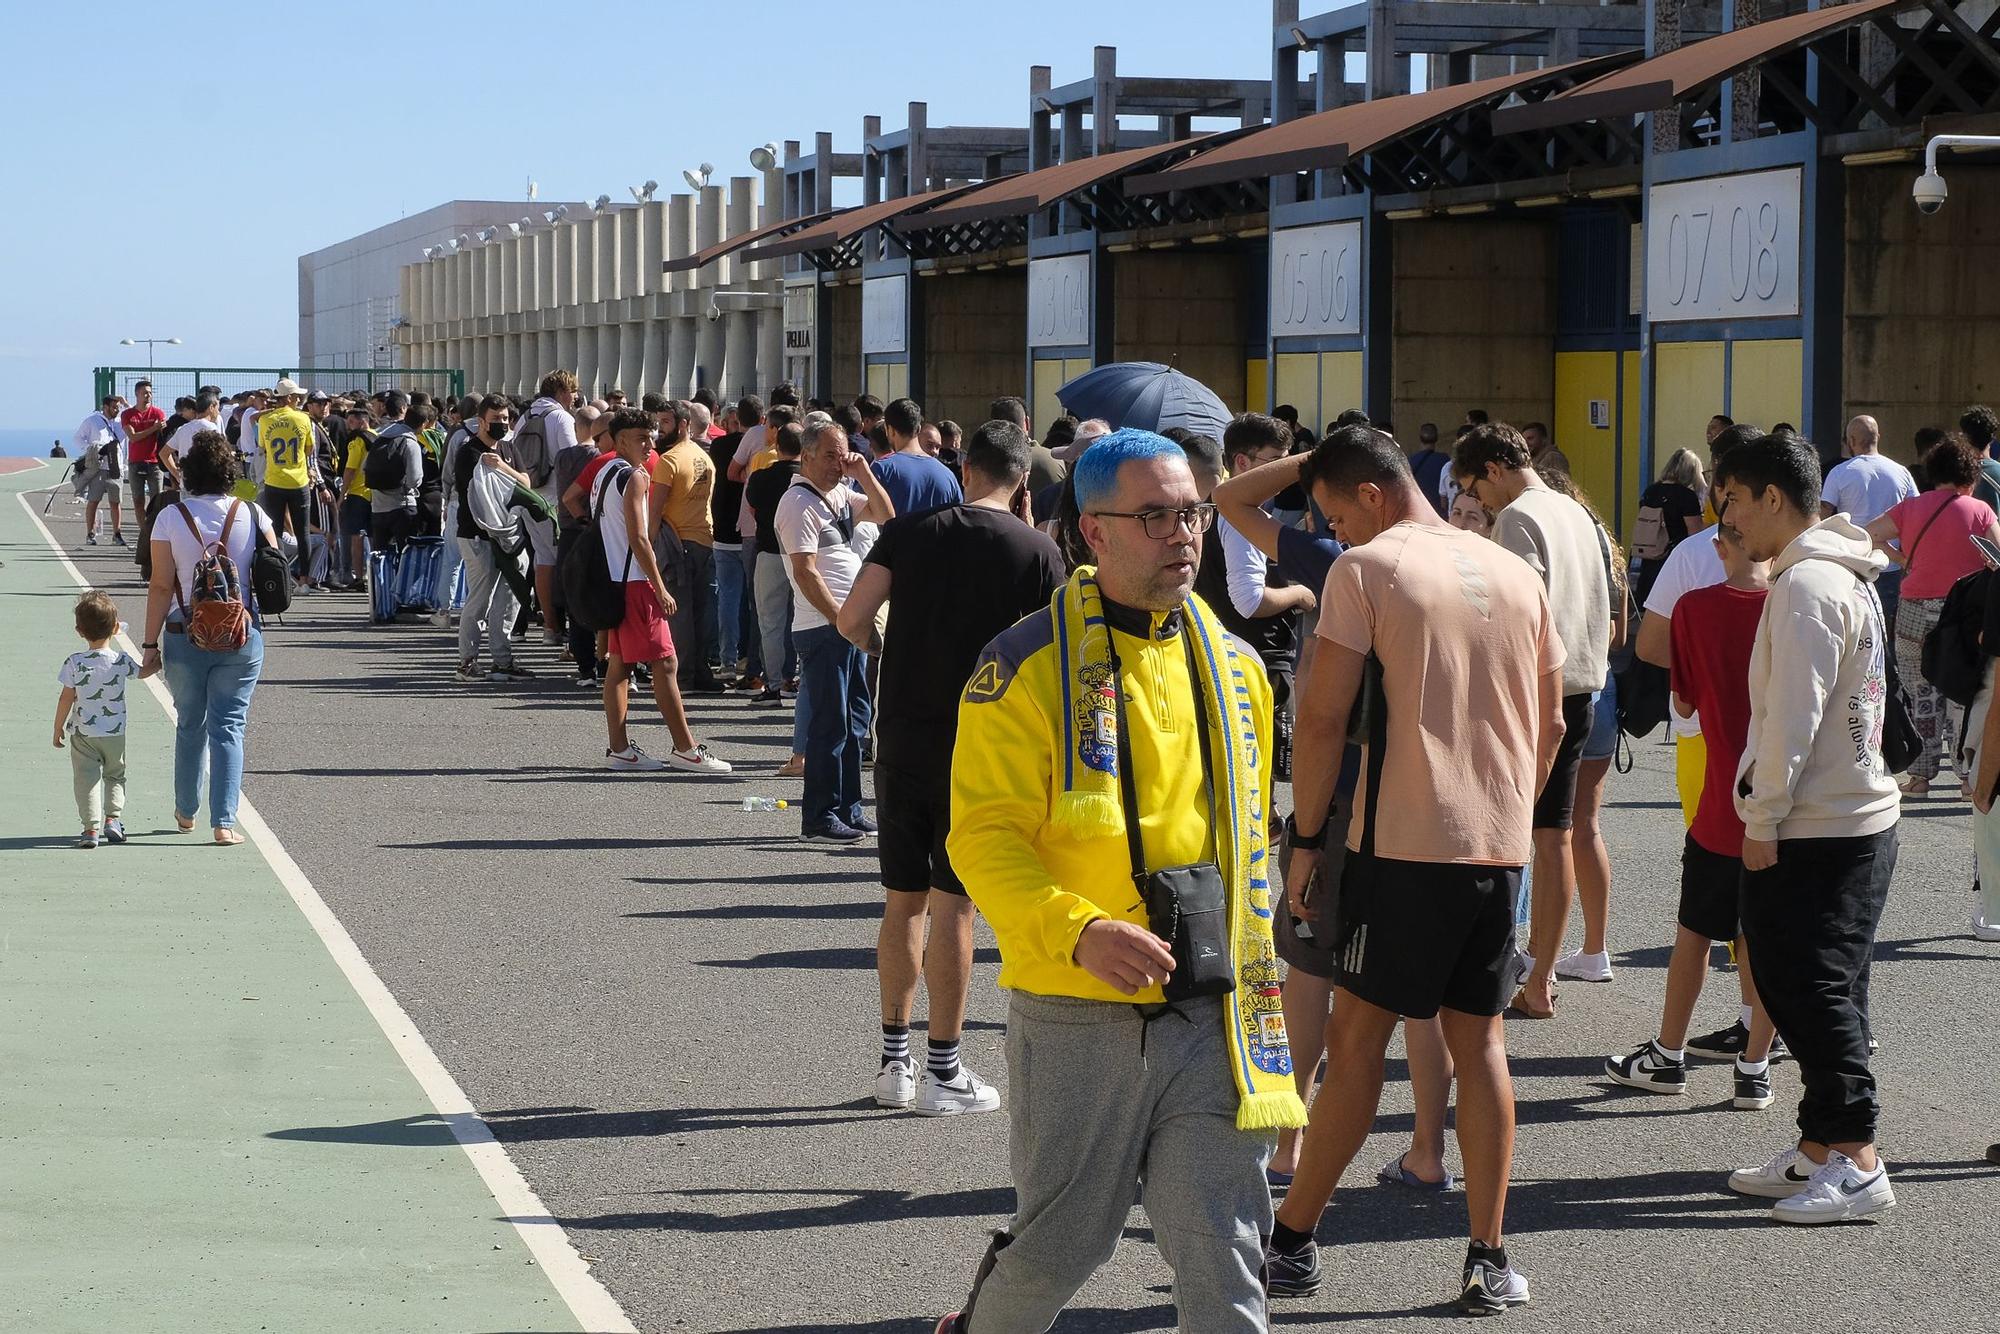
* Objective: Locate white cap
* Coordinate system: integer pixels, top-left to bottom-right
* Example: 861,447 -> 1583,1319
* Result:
272,377 -> 307,399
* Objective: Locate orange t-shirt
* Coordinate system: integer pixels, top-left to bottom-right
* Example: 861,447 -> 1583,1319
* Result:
1317,521 -> 1565,866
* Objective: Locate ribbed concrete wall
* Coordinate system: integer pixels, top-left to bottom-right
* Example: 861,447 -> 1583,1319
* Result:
1113,250 -> 1253,414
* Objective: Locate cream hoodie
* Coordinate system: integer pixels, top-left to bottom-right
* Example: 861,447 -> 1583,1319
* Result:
1735,516 -> 1902,843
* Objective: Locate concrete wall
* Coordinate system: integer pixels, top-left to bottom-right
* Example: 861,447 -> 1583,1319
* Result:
921,270 -> 1027,427
1845,164 -> 2000,461
1390,218 -> 1557,435
827,283 -> 863,408
1113,250 -> 1254,414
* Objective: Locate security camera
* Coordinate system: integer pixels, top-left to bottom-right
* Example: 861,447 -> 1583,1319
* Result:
1913,169 -> 1948,215
705,302 -> 723,323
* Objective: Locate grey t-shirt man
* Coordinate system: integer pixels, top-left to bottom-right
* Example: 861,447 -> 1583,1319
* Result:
369,423 -> 424,515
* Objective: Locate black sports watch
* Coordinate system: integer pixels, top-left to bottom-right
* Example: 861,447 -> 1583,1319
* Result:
1283,814 -> 1326,851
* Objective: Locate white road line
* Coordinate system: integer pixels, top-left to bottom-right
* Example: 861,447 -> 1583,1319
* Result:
12,488 -> 636,1334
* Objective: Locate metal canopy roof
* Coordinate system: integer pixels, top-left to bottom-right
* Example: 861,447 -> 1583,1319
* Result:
1493,0 -> 1916,134
1125,52 -> 1638,195
661,209 -> 839,273
737,182 -> 999,265
892,133 -> 1233,233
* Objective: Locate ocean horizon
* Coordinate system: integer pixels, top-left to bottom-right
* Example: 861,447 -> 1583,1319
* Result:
2,427 -> 67,458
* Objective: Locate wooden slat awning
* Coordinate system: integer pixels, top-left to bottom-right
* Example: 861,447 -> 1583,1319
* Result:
738,183 -> 999,264
1126,51 -> 1639,195
1492,0 -> 1915,133
895,134 -> 1231,232
661,209 -> 839,273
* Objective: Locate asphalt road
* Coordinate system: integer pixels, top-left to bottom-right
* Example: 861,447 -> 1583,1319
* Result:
47,494 -> 2000,1334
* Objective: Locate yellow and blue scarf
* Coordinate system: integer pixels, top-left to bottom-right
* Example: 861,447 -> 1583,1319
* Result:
1050,570 -> 1305,1132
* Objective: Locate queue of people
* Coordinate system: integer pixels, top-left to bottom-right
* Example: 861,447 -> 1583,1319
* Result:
63,371 -> 1991,1330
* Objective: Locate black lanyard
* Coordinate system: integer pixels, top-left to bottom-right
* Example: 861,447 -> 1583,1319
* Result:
1109,627 -> 1218,888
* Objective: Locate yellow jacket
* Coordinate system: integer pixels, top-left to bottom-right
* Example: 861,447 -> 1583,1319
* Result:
949,597 -> 1273,1004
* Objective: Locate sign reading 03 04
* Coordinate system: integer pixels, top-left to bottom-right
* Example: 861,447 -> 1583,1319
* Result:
1269,220 -> 1362,338
1645,167 -> 1801,323
1028,254 -> 1092,349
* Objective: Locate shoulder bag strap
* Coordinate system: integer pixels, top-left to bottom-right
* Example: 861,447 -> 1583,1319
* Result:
1109,624 -> 1220,888
595,462 -> 636,581
1905,492 -> 1963,570
1358,652 -> 1388,860
170,501 -> 205,622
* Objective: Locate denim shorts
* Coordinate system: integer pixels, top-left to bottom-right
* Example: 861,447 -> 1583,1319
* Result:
1582,678 -> 1618,763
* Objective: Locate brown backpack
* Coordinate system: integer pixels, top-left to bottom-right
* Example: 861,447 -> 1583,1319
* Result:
173,501 -> 251,651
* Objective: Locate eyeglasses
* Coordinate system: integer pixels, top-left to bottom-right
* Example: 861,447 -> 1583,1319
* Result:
1089,503 -> 1218,540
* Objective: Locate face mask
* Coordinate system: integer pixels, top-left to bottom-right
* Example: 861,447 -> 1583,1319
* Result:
487,420 -> 507,437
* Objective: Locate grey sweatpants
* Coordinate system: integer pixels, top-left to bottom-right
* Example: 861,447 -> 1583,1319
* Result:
70,731 -> 127,829
964,992 -> 1274,1334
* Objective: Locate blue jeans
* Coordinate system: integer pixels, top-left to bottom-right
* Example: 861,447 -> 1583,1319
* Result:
670,541 -> 720,683
163,626 -> 264,829
714,542 -> 746,669
1876,565 -> 1903,650
736,543 -> 763,677
795,624 -> 870,831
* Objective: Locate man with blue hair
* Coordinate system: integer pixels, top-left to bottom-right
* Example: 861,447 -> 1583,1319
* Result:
934,427 -> 1305,1334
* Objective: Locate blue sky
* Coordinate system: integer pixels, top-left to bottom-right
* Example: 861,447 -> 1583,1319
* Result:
1,0 -> 1274,431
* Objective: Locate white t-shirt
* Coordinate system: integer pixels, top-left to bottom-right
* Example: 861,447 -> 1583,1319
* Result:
1823,453 -> 1918,527
59,648 -> 139,737
73,411 -> 125,473
156,493 -> 276,615
592,462 -> 647,584
1643,521 -> 1729,735
775,476 -> 863,632
1220,515 -> 1270,619
167,416 -> 221,458
1493,484 -> 1611,696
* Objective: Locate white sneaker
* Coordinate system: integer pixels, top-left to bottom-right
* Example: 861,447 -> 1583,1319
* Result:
668,744 -> 733,774
1554,950 -> 1614,983
605,745 -> 666,772
1771,1151 -> 1896,1225
875,1059 -> 915,1108
429,610 -> 451,628
1972,915 -> 2000,943
914,1067 -> 1001,1117
1728,1145 -> 1818,1199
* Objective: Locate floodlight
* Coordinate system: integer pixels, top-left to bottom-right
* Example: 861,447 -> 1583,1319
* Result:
750,142 -> 779,171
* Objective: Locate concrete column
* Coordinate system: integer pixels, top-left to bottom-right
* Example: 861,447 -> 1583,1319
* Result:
814,132 -> 835,213
534,230 -> 555,309
757,306 -> 783,396
724,176 -> 754,291
556,327 -> 579,380
484,246 -> 502,313
668,316 -> 697,398
696,184 -> 724,291
618,208 -> 641,298
638,202 -> 665,297
576,318 -> 599,397
593,325 -> 620,397
538,329 -> 559,382
644,319 -> 670,395
500,336 -> 519,397
1367,0 -> 1398,99
1650,0 -> 1683,152
666,194 -> 695,294
908,101 -> 930,195
1092,46 -> 1118,154
620,321 -> 644,395
724,311 -> 757,400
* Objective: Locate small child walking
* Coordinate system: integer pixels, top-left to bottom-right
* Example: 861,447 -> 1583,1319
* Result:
54,590 -> 140,849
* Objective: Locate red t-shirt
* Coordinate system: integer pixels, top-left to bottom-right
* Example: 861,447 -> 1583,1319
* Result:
121,405 -> 167,464
576,448 -> 657,506
1670,582 -> 1769,858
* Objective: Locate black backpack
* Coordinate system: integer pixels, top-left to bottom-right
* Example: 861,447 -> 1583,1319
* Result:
1921,567 -> 1993,708
559,463 -> 634,631
363,430 -> 416,492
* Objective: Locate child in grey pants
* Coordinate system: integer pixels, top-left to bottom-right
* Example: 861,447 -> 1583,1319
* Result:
54,590 -> 141,850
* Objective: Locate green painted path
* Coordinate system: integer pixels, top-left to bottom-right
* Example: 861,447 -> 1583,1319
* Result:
0,462 -> 620,1333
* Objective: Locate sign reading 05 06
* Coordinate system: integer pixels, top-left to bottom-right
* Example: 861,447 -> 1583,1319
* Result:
1646,167 -> 1801,323
1269,220 -> 1362,338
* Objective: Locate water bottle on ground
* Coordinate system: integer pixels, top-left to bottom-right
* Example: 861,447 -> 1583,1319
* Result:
742,796 -> 788,813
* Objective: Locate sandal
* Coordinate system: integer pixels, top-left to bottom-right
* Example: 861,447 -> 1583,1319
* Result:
1377,1153 -> 1455,1192
1898,777 -> 1930,798
1508,986 -> 1557,1020
213,828 -> 245,846
175,814 -> 196,832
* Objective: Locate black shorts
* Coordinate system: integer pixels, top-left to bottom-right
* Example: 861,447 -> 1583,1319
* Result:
1532,692 -> 1598,830
370,508 -> 417,551
340,496 -> 372,536
1334,855 -> 1519,1020
1677,835 -> 1744,943
875,759 -> 966,896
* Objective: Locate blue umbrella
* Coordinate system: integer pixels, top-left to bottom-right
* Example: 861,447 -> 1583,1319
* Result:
1055,361 -> 1232,442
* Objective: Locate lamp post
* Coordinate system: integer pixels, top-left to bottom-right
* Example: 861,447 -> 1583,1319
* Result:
118,336 -> 182,374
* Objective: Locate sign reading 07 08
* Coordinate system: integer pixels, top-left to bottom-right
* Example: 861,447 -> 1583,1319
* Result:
1645,167 -> 1801,323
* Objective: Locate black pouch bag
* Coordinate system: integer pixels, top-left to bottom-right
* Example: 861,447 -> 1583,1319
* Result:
1113,632 -> 1234,1002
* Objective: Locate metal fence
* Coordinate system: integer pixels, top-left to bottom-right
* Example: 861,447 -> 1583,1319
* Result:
92,365 -> 465,407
